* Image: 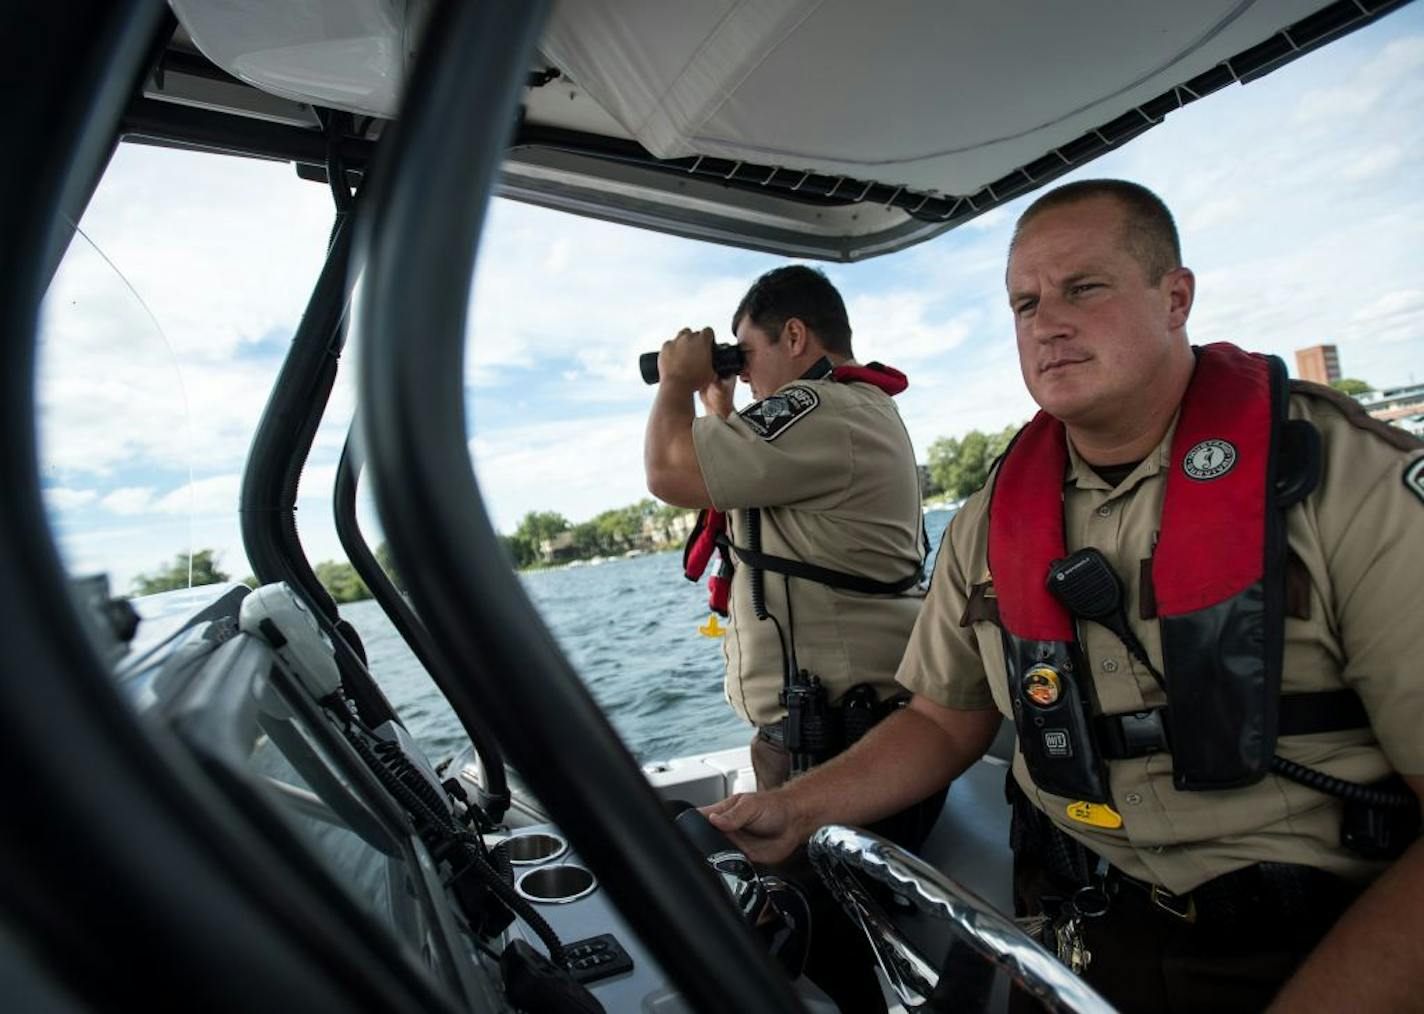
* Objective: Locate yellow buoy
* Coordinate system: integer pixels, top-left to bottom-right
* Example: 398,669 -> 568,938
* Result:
698,613 -> 726,638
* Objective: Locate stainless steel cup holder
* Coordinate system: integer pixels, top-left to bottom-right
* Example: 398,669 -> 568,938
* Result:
504,831 -> 568,865
514,864 -> 597,904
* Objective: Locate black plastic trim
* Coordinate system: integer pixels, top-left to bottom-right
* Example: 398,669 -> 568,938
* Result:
238,210 -> 351,619
236,196 -> 397,729
333,422 -> 512,821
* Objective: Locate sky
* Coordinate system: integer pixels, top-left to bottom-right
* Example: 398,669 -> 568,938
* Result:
37,6 -> 1424,592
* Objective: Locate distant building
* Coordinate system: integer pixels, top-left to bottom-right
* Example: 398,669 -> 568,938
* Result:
1395,414 -> 1424,437
1357,382 -> 1424,429
538,531 -> 578,564
1295,344 -> 1341,385
641,510 -> 697,549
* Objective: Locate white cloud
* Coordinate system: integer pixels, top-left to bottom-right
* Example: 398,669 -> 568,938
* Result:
151,473 -> 242,516
469,413 -> 651,532
52,516 -> 248,593
43,487 -> 97,511
1340,144 -> 1404,181
461,203 -> 760,388
68,145 -> 336,363
35,209 -> 310,481
544,236 -> 572,273
965,207 -> 1007,232
899,354 -> 1037,453
1184,195 -> 1247,234
100,487 -> 156,516
1348,287 -> 1424,347
845,292 -> 979,364
1293,34 -> 1424,124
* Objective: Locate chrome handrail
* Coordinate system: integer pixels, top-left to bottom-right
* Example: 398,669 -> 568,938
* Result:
808,825 -> 1116,1013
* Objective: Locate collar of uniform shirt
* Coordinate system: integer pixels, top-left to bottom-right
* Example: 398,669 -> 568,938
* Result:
1064,409 -> 1180,493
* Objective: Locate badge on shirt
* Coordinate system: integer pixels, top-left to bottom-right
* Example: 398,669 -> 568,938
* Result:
739,385 -> 820,441
1406,457 -> 1424,506
1182,439 -> 1237,480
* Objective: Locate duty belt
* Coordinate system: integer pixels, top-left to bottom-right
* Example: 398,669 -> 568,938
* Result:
1102,861 -> 1359,932
758,722 -> 788,746
1094,689 -> 1370,760
758,690 -> 908,749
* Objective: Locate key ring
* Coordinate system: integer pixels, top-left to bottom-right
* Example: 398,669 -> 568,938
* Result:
1070,883 -> 1112,919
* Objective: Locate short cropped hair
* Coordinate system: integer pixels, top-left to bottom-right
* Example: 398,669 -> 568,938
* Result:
1010,179 -> 1182,283
731,265 -> 853,357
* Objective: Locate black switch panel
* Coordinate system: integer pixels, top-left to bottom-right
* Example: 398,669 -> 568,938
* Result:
561,933 -> 633,985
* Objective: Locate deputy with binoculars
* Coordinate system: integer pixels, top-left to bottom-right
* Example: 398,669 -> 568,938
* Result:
642,264 -> 934,1013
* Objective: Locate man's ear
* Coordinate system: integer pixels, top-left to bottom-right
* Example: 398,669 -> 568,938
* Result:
1165,268 -> 1195,330
783,317 -> 810,356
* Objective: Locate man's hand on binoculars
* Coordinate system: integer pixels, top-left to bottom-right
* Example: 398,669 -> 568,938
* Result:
658,327 -> 718,393
699,372 -> 736,420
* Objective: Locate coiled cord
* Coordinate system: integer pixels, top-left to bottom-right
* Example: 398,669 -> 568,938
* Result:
345,725 -> 567,963
1269,756 -> 1414,808
373,739 -> 450,814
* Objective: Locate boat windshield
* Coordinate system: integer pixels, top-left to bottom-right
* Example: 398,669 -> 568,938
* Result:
37,222 -> 201,599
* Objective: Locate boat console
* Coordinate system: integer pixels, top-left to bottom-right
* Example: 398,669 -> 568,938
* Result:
114,577 -> 1040,1011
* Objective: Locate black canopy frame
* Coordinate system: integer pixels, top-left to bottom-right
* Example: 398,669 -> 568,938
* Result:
353,2 -> 805,1012
0,5 -> 472,1011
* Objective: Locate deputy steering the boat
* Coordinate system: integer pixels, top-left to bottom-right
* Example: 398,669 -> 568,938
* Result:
705,181 -> 1424,1013
643,265 -> 942,1013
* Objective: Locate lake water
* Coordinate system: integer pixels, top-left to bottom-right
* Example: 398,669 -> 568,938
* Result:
357,510 -> 954,766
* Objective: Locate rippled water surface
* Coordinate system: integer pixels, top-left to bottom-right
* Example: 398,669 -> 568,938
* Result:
358,510 -> 953,765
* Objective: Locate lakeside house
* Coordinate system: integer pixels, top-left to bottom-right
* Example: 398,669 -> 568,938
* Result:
1357,381 -> 1424,436
537,508 -> 700,566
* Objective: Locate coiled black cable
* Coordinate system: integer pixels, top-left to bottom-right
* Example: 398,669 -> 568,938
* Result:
373,739 -> 454,823
1269,756 -> 1414,808
345,724 -> 567,964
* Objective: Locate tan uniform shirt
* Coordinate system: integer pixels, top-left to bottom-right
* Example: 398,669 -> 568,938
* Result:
897,384 -> 1424,894
692,373 -> 925,727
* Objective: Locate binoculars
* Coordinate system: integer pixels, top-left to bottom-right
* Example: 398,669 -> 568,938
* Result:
639,343 -> 747,385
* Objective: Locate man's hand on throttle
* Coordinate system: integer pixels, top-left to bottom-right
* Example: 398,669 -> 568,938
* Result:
658,327 -> 717,394
702,791 -> 805,865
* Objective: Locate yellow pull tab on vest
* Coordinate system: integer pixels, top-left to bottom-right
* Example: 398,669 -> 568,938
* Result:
1066,801 -> 1123,829
698,613 -> 726,638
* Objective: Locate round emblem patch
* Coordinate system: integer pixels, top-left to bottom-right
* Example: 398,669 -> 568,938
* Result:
1022,665 -> 1062,707
1182,439 -> 1237,480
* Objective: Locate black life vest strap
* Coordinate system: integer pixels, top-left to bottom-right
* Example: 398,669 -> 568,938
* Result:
718,533 -> 923,596
1097,689 -> 1370,760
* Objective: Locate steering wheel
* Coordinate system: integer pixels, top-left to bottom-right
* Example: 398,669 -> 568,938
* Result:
807,825 -> 1116,1013
674,807 -> 812,979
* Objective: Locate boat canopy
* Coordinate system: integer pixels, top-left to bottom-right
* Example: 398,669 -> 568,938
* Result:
150,0 -> 1401,259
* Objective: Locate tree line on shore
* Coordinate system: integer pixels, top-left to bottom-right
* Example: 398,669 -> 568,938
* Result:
497,498 -> 690,569
130,544 -> 404,603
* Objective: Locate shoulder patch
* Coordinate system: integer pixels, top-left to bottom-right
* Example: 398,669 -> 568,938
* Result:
1406,457 -> 1424,505
739,385 -> 820,441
